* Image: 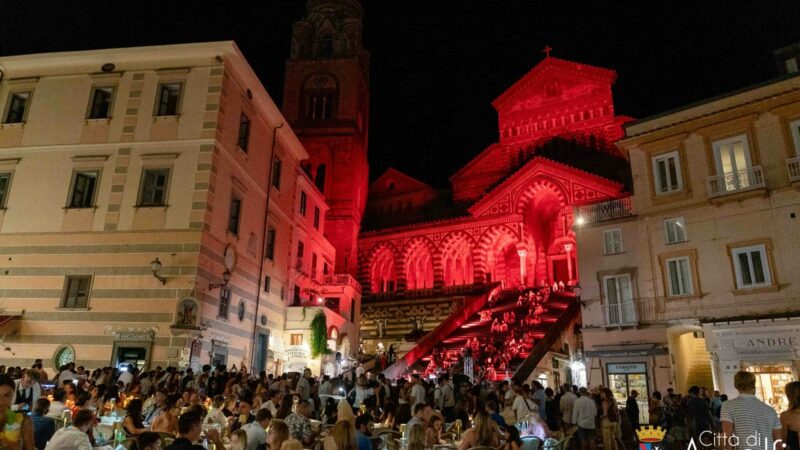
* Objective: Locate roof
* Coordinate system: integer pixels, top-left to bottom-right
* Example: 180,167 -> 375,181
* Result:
492,56 -> 617,111
368,168 -> 436,199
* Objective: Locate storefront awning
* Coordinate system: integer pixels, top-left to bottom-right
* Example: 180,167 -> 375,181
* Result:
585,344 -> 667,358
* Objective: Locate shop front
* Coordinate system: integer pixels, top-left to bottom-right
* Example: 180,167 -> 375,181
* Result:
703,318 -> 800,412
585,345 -> 669,424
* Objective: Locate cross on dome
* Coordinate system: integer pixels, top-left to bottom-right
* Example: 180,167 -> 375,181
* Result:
542,45 -> 553,58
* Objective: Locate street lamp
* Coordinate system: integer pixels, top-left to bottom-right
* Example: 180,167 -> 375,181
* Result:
209,269 -> 232,291
150,257 -> 167,285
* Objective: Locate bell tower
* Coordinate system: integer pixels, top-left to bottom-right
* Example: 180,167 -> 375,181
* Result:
283,0 -> 370,276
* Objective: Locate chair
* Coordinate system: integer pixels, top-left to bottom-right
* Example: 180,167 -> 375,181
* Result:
521,436 -> 541,450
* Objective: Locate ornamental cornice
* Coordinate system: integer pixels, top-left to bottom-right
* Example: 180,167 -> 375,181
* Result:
358,214 -> 522,249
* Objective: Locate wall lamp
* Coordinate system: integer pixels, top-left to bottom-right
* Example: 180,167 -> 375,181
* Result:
209,269 -> 232,291
150,257 -> 167,285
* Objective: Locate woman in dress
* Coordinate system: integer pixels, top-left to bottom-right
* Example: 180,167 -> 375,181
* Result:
425,414 -> 444,447
457,410 -> 500,450
781,381 -> 800,450
123,398 -> 148,437
0,374 -> 33,450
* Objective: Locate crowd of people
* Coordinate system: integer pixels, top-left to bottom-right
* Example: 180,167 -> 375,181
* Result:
0,356 -> 798,450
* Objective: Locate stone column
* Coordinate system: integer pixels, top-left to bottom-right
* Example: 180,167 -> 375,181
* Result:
564,243 -> 574,282
517,249 -> 528,286
709,351 -> 722,393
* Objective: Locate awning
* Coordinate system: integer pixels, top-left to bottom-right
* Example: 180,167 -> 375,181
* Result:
585,343 -> 667,358
0,312 -> 23,327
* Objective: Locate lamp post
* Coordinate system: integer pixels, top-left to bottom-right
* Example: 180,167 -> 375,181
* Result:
150,257 -> 167,285
209,269 -> 232,291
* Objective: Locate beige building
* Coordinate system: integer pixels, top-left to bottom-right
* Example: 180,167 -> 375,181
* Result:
283,167 -> 361,375
0,41 -> 316,374
576,68 -> 800,411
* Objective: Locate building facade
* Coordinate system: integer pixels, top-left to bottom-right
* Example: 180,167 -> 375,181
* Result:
0,42 -> 315,373
576,69 -> 800,412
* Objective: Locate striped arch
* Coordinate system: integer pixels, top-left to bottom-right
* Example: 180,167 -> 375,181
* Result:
474,224 -> 522,287
365,241 -> 401,296
438,231 -> 476,287
515,176 -> 569,213
400,236 -> 440,293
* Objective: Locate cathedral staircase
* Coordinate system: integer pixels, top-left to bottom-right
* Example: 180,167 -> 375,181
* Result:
383,285 -> 579,382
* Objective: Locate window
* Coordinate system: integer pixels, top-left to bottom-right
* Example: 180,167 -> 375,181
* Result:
603,274 -> 635,325
0,173 -> 11,208
786,58 -> 799,74
4,92 -> 31,124
228,196 -> 242,235
790,119 -> 800,155
237,113 -> 250,151
138,169 -> 170,206
299,191 -> 307,215
307,94 -> 333,120
664,217 -> 687,244
265,227 -> 276,260
603,229 -> 623,255
290,334 -> 303,346
323,262 -> 329,275
712,135 -> 753,191
263,276 -> 271,293
311,253 -> 318,277
62,275 -> 92,309
731,245 -> 772,289
218,287 -> 231,319
68,171 -> 99,208
87,86 -> 114,119
666,257 -> 693,296
271,158 -> 282,190
652,151 -> 683,195
314,207 -> 320,229
155,83 -> 182,116
297,241 -> 304,259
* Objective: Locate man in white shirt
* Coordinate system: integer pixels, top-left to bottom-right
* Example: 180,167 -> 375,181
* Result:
57,363 -> 76,385
318,376 -> 332,396
559,384 -> 577,430
261,390 -> 280,417
11,369 -> 41,411
241,408 -> 271,450
721,371 -> 781,450
410,375 -> 427,409
44,409 -> 94,450
117,365 -> 134,388
572,388 -> 597,450
512,386 -> 538,421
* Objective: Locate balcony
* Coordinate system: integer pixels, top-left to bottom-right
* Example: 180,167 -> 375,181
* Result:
601,297 -> 663,327
787,157 -> 800,182
574,197 -> 634,225
707,166 -> 765,198
322,274 -> 362,294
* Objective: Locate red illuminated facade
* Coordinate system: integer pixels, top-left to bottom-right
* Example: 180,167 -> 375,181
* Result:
283,0 -> 370,277
282,1 -> 631,301
358,56 -> 632,298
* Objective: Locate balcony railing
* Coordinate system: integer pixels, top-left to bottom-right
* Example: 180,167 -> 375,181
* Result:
322,274 -> 362,294
787,157 -> 800,182
601,297 -> 664,327
707,166 -> 765,197
574,197 -> 634,225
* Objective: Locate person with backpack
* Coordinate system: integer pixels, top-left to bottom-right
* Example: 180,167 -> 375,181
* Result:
599,388 -> 620,450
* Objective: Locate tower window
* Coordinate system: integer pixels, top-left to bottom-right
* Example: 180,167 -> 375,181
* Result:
318,34 -> 333,58
302,74 -> 338,121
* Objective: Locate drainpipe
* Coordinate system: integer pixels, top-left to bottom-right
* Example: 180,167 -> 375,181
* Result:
251,122 -> 284,371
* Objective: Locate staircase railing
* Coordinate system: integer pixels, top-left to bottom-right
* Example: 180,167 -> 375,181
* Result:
382,283 -> 501,379
512,296 -> 581,384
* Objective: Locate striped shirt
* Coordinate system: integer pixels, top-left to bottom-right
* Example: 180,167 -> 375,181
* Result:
720,394 -> 780,450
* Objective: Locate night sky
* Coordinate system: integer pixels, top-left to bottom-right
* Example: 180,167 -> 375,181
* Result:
3,1 -> 800,187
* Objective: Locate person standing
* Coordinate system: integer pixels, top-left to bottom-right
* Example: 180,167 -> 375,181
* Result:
686,386 -> 713,442
720,371 -> 781,450
560,384 -> 577,430
572,388 -> 597,450
626,390 -> 640,434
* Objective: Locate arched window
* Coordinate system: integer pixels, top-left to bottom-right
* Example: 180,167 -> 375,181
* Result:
318,34 -> 333,58
370,247 -> 397,294
404,241 -> 434,290
303,74 -> 338,121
